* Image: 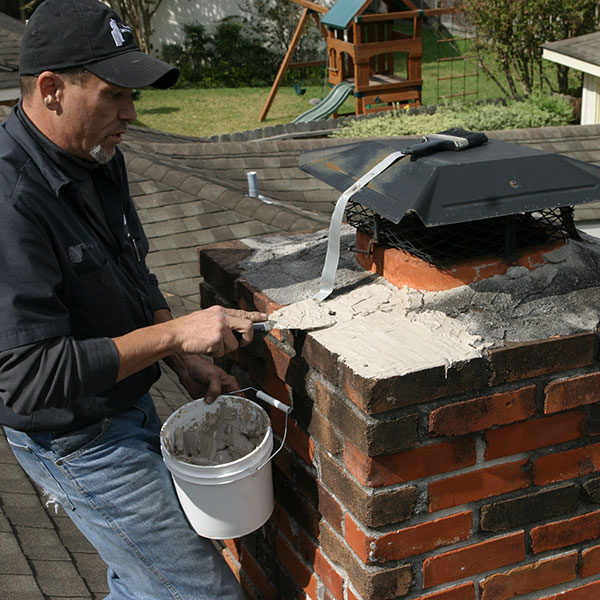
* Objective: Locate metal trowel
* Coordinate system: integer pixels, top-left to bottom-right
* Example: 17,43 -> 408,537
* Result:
253,298 -> 338,332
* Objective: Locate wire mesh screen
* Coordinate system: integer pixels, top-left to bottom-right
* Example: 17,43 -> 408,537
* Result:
345,201 -> 576,267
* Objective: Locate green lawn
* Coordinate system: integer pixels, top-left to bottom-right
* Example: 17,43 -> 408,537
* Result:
132,25 -> 552,138
133,85 -> 352,138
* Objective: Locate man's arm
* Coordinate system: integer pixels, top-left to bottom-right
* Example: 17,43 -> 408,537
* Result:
111,305 -> 266,383
0,337 -> 119,416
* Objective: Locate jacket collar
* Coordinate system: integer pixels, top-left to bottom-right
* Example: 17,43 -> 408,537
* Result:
4,103 -> 120,197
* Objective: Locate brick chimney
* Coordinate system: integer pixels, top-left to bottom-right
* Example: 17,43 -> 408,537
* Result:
198,229 -> 600,600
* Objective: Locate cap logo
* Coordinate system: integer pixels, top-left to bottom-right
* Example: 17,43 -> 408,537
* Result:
109,18 -> 131,47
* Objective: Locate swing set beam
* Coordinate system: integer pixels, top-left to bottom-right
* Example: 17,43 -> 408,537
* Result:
259,1 -> 327,122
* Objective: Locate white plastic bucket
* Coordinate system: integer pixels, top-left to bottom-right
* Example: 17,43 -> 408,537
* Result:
160,394 -> 279,539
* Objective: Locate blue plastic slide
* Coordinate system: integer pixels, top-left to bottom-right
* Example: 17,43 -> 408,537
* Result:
292,81 -> 354,123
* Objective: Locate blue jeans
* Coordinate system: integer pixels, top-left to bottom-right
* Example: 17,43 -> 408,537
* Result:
4,393 -> 243,600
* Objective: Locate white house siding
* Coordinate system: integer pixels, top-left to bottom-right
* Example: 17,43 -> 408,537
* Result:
150,0 -> 243,54
582,72 -> 600,125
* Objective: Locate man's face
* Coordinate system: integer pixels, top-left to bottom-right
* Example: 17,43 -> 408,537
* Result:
59,73 -> 137,163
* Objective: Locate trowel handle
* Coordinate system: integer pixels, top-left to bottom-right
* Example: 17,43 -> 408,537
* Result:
406,129 -> 488,157
256,391 -> 292,414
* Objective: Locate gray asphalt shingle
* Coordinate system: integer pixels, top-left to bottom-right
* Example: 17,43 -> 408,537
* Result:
0,12 -> 23,95
543,31 -> 600,67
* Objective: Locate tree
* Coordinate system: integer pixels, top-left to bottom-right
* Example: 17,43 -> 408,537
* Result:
239,0 -> 327,63
460,0 -> 600,96
107,0 -> 163,54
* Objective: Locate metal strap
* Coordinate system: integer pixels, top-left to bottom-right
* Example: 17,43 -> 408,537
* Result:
313,150 -> 408,302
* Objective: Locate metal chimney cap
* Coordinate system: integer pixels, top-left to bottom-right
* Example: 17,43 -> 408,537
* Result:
299,138 -> 600,226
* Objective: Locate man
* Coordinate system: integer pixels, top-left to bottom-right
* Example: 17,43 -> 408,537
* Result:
0,0 -> 265,597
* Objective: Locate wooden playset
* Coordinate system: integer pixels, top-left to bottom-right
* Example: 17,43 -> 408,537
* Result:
259,0 -> 456,121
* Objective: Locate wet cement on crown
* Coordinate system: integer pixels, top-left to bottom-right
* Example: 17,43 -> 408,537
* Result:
239,226 -> 600,378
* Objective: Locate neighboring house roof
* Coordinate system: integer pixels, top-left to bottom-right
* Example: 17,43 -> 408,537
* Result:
0,11 -> 23,101
542,31 -> 600,77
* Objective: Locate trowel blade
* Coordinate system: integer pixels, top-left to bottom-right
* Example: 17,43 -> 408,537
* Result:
256,299 -> 337,332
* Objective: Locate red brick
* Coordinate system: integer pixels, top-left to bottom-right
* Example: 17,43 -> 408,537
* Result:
240,549 -> 278,600
581,544 -> 600,578
343,437 -> 476,487
307,408 -> 343,456
485,411 -> 585,460
263,336 -> 308,392
429,386 -> 536,436
271,405 -> 315,466
345,511 -> 472,563
319,450 -> 418,528
355,230 -> 564,291
488,334 -> 596,385
342,358 -> 488,415
319,520 -> 413,599
272,441 -> 293,480
479,552 -> 577,600
296,529 -> 318,572
222,538 -> 241,561
263,336 -> 294,380
545,371 -> 600,414
199,280 -> 225,309
317,483 -> 343,533
276,534 -> 319,600
533,441 -> 600,485
310,375 -> 419,457
275,472 -> 321,540
301,337 -> 340,384
480,483 -> 579,533
236,345 -> 293,404
237,280 -> 282,315
271,501 -> 296,545
199,242 -> 252,298
221,545 -> 241,582
531,510 -> 600,554
260,369 -> 292,406
412,582 -> 476,600
422,531 -> 526,588
347,588 -> 360,600
428,460 -> 530,512
314,549 -> 345,600
540,580 -> 600,599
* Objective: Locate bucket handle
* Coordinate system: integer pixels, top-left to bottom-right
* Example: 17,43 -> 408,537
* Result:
232,388 -> 291,471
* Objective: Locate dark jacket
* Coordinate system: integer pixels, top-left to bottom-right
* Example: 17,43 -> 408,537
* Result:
0,105 -> 168,432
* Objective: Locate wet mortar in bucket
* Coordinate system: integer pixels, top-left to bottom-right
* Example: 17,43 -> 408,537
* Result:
169,401 -> 268,466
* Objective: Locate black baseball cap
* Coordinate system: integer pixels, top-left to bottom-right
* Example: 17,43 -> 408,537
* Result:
19,0 -> 179,89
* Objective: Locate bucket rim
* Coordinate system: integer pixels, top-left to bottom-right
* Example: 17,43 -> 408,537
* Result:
160,395 -> 273,483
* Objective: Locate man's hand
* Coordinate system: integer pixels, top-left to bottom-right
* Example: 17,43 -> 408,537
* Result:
111,306 -> 267,383
175,354 -> 239,404
171,306 -> 267,357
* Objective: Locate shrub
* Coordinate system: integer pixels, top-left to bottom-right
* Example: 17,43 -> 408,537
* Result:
160,18 -> 279,88
210,18 -> 280,87
331,94 -> 575,138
